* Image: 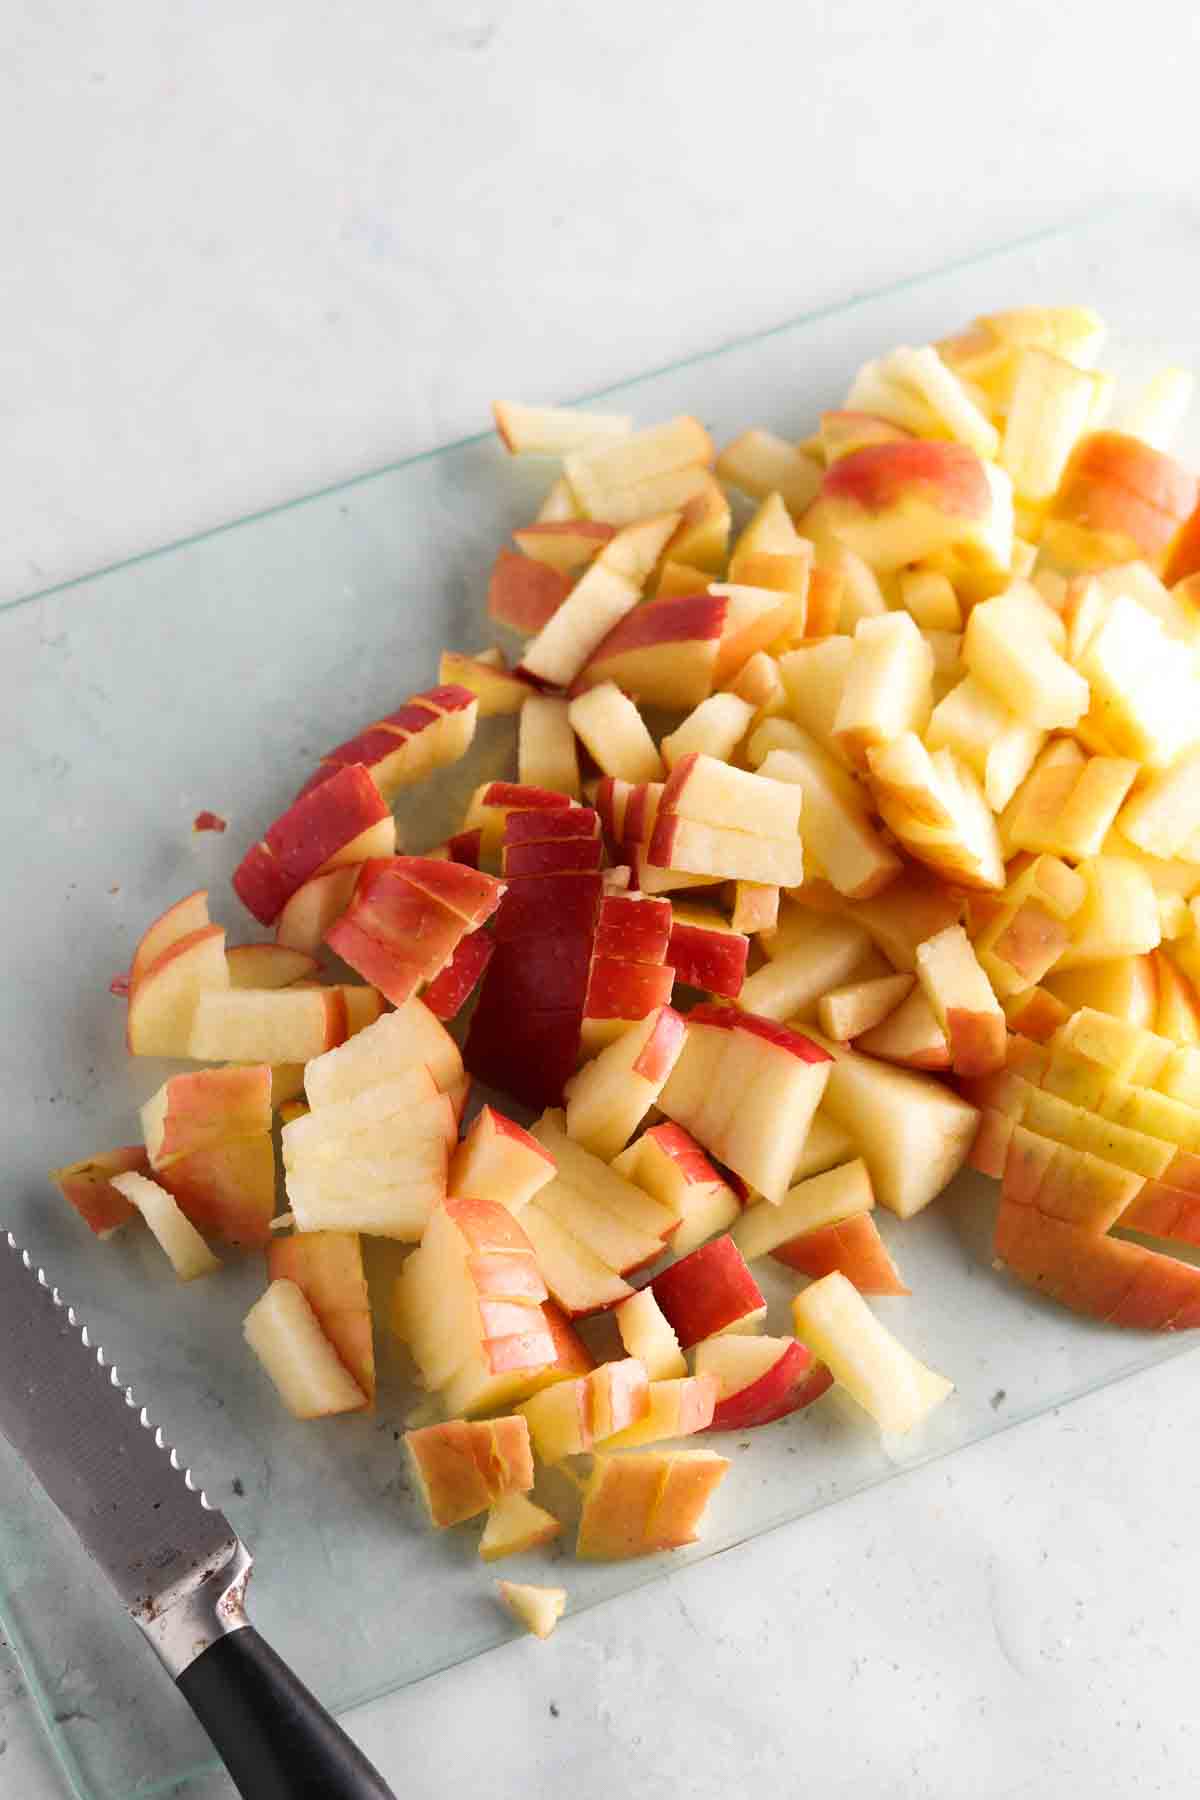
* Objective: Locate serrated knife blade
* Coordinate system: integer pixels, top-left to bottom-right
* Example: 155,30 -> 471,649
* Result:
0,1233 -> 395,1799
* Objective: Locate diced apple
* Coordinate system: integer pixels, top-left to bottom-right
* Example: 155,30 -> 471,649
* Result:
694,1334 -> 833,1429
518,513 -> 681,689
615,1122 -> 741,1256
854,987 -> 950,1070
800,440 -> 997,572
517,694 -> 581,798
808,1030 -> 979,1217
615,1288 -> 687,1380
1049,430 -> 1199,567
493,401 -> 632,456
141,1064 -> 272,1165
274,866 -> 359,955
772,1212 -> 908,1295
450,1106 -> 556,1215
733,1159 -> 874,1261
127,924 -> 230,1057
926,674 -> 1044,814
567,682 -> 664,783
50,1145 -> 146,1238
406,1416 -> 534,1528
816,972 -> 913,1041
914,925 -> 1006,1078
867,734 -> 1005,891
305,998 -> 462,1105
243,1279 -> 367,1417
832,612 -> 934,769
564,417 -> 713,516
717,430 -> 823,515
650,1236 -> 766,1347
519,1358 -> 650,1461
667,904 -> 748,998
479,1494 -> 562,1562
602,1374 -> 719,1448
994,1199 -> 1200,1328
575,1449 -> 730,1559
487,548 -> 573,633
235,763 -> 397,924
728,881 -> 780,936
709,580 -> 807,679
496,1580 -> 567,1638
751,737 -> 902,900
512,519 -> 615,574
111,1171 -> 221,1282
267,1229 -> 374,1401
563,1006 -> 687,1160
1001,347 -> 1104,502
128,889 -> 212,986
792,1272 -> 952,1433
661,694 -> 756,770
898,569 -> 962,631
517,1204 -> 634,1317
1053,857 -> 1161,970
737,915 -> 873,1022
962,588 -> 1089,729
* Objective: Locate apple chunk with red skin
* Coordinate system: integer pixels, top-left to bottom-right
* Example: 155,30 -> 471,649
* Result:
127,924 -> 229,1058
325,856 -> 505,1008
128,889 -> 211,986
694,1334 -> 832,1429
650,1236 -> 766,1349
657,1006 -> 832,1205
405,1416 -> 535,1529
772,1212 -> 909,1295
801,440 -> 997,573
50,1145 -> 147,1237
301,686 -> 478,807
421,927 -> 495,1021
140,1063 -> 276,1248
234,763 -> 394,926
449,1105 -> 556,1215
518,1357 -> 650,1461
612,1123 -> 741,1257
570,591 -> 729,708
667,904 -> 748,998
141,1065 -> 272,1164
563,1005 -> 687,1160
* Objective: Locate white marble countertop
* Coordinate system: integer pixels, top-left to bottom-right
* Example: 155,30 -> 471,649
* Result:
3,3 -> 1199,1795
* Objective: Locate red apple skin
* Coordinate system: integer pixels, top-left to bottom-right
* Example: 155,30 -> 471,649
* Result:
1052,432 -> 1199,563
418,684 -> 477,718
487,547 -> 573,633
994,1199 -> 1200,1328
688,1003 -> 833,1064
650,1236 -> 766,1349
233,764 -> 388,924
447,828 -> 483,867
484,782 -> 572,811
129,890 -> 210,986
387,856 -> 506,927
504,806 -> 600,846
706,1342 -> 834,1430
584,958 -> 675,1021
423,927 -> 496,1020
465,1253 -> 548,1302
503,838 -> 604,878
667,920 -> 748,998
772,1213 -> 910,1295
821,440 -> 992,519
50,1146 -> 147,1235
322,916 -> 434,1007
158,1138 -> 276,1248
570,591 -> 728,694
594,894 -> 673,963
642,1122 -> 724,1186
632,1006 -> 687,1080
539,1301 -> 597,1379
492,872 -> 604,941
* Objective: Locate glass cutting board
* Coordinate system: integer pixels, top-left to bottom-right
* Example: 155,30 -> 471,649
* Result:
3,199 -> 1200,1800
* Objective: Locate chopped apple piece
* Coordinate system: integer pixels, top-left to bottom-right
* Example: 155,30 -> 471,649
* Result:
576,1450 -> 730,1559
752,737 -> 902,900
694,1334 -> 833,1429
817,973 -> 914,1041
50,1146 -> 145,1238
615,1288 -> 687,1380
855,987 -> 950,1070
650,1235 -> 766,1347
800,440 -> 1001,573
141,1065 -> 272,1166
568,683 -> 664,784
519,513 -> 681,689
733,1159 -> 874,1261
267,1229 -> 374,1401
716,430 -> 823,515
792,1272 -> 953,1434
666,903 -> 748,998
450,1106 -> 555,1215
518,1205 -> 634,1318
603,1374 -> 719,1448
406,1416 -> 534,1528
614,1122 -> 741,1256
305,1000 -> 463,1105
963,588 -> 1089,729
187,985 -> 352,1065
127,924 -> 230,1058
772,1212 -> 908,1295
513,694 -> 578,797
512,519 -> 615,574
737,915 -> 873,1023
914,924 -> 1006,1077
1053,857 -> 1161,970
1000,347 -> 1103,502
972,854 -> 1085,998
563,1006 -> 687,1160
111,1172 -> 221,1282
493,401 -> 632,456
571,590 -> 728,708
809,1030 -> 979,1217
518,1358 -> 650,1461
1119,749 -> 1200,864
479,1494 -> 562,1563
995,1200 -> 1200,1328
709,580 -> 807,679
728,881 -> 779,936
926,674 -> 1044,814
496,1580 -> 567,1638
1050,430 -> 1198,567
488,548 -> 572,633
274,866 -> 360,955
661,694 -> 756,770
898,569 -> 961,631
867,734 -> 1004,891
564,416 -> 713,516
832,612 -> 934,770
778,636 -> 855,760
243,1280 -> 367,1417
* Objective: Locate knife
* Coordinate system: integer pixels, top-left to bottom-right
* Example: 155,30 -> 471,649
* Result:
0,1231 -> 397,1799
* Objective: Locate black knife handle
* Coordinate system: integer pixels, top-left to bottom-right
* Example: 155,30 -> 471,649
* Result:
177,1625 -> 397,1799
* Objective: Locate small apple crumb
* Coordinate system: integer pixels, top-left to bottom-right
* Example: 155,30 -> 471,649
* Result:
109,973 -> 131,997
192,810 -> 228,833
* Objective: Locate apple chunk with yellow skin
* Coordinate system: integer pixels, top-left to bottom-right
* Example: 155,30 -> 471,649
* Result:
479,1494 -> 562,1563
603,1374 -> 719,1447
575,1449 -> 730,1560
772,1212 -> 909,1296
792,1272 -> 953,1434
694,1335 -> 832,1429
1049,430 -> 1199,567
449,1106 -> 555,1215
266,1229 -> 374,1402
405,1416 -> 534,1528
243,1279 -> 367,1418
994,1199 -> 1200,1329
496,1580 -> 567,1638
800,440 -> 997,573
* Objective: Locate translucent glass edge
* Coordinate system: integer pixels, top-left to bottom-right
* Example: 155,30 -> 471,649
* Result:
0,201 -> 1119,622
7,1318 -> 1196,1800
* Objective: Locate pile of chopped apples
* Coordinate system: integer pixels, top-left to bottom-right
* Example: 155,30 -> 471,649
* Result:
49,302 -> 1200,1636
